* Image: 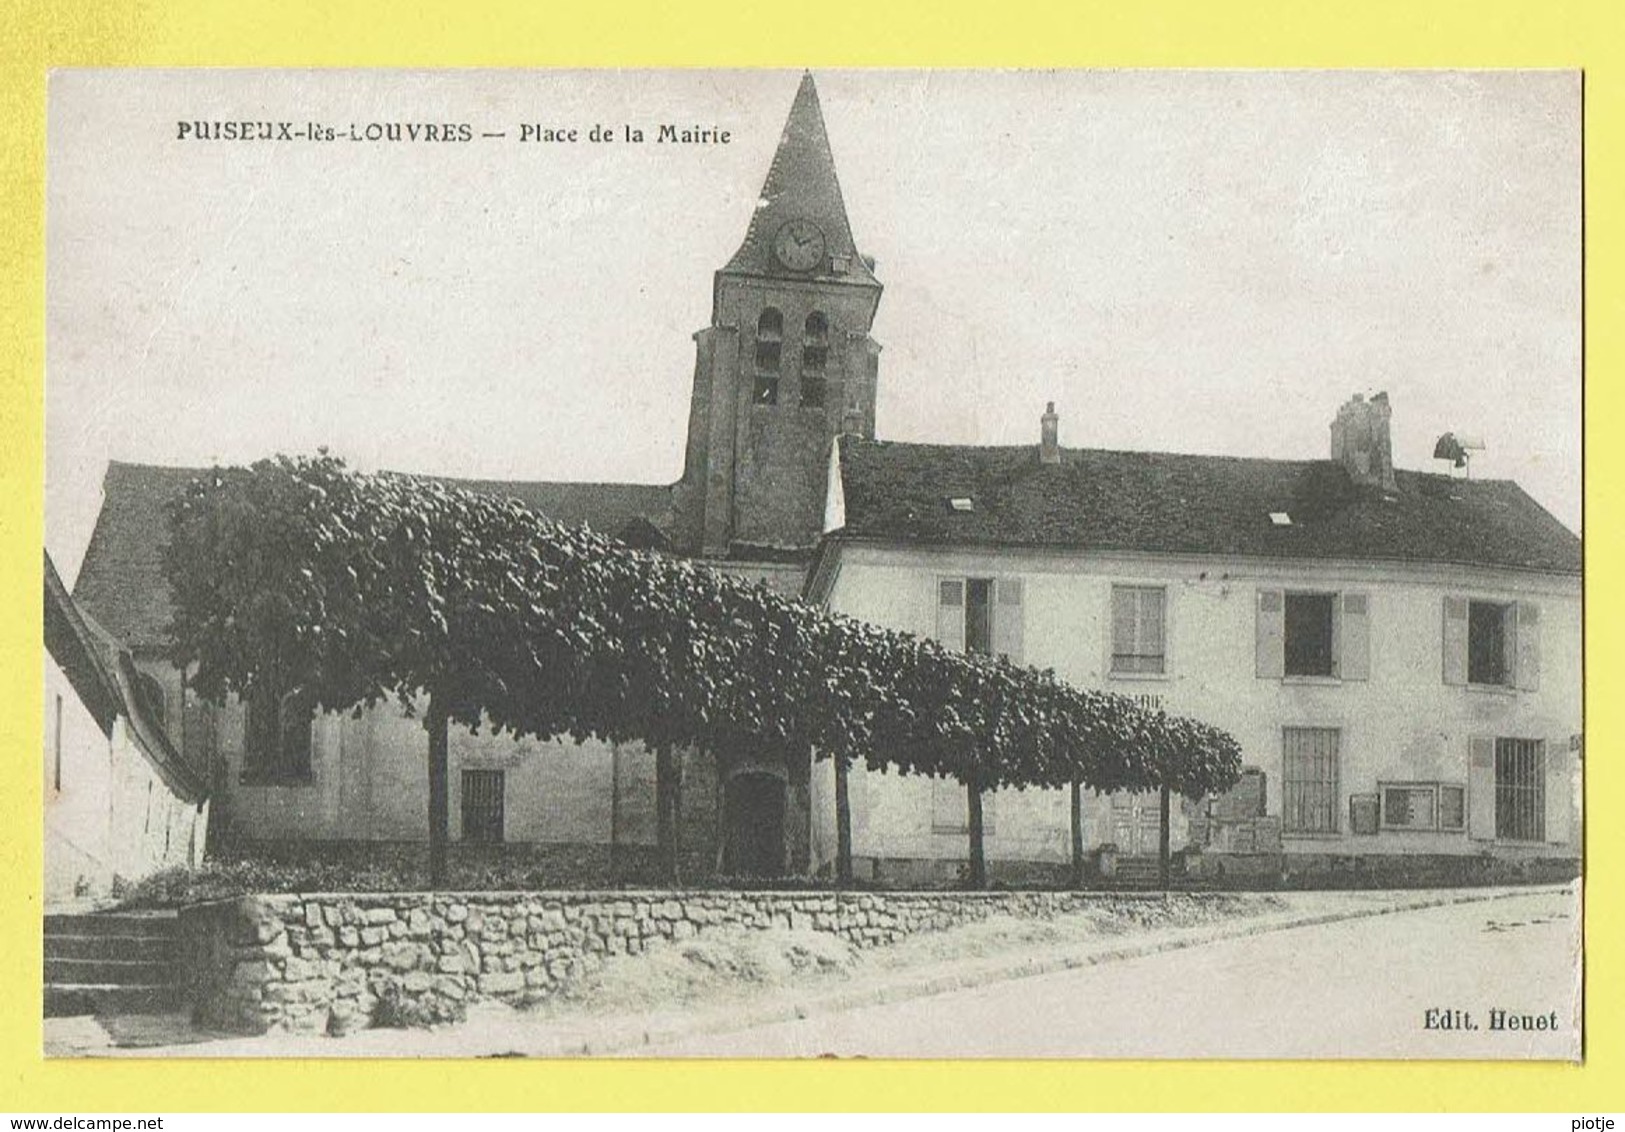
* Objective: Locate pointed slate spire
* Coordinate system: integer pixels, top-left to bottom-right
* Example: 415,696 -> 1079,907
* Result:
723,72 -> 878,286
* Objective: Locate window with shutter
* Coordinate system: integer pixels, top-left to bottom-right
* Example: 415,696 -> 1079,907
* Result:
1284,592 -> 1337,677
938,576 -> 1023,663
1111,585 -> 1166,674
1256,589 -> 1285,679
993,577 -> 1024,664
1442,597 -> 1469,685
1468,601 -> 1515,687
1516,601 -> 1542,691
1340,593 -> 1370,680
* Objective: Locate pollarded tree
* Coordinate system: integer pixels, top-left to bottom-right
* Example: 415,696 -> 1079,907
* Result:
165,454 -> 1243,890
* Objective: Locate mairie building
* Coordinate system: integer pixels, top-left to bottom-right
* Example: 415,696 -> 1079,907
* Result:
65,74 -> 1582,888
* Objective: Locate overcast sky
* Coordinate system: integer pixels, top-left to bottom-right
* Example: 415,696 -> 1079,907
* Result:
46,69 -> 1581,580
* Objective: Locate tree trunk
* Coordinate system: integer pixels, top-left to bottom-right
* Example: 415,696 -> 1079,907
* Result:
1158,784 -> 1172,890
426,695 -> 450,890
656,744 -> 683,886
1070,779 -> 1085,889
834,754 -> 853,886
966,775 -> 987,890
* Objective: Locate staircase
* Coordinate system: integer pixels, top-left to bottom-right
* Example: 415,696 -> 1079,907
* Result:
43,911 -> 183,1017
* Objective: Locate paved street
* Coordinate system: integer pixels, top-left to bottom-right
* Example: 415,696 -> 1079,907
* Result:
637,887 -> 1581,1060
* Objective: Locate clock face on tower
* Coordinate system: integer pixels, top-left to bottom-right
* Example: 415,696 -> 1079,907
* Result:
772,219 -> 826,272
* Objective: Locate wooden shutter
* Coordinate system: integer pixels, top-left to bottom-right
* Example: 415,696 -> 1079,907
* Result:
1110,586 -> 1136,664
936,578 -> 966,652
1468,735 -> 1496,840
1340,592 -> 1370,681
1442,596 -> 1469,686
1255,589 -> 1285,679
1142,588 -> 1166,672
1545,739 -> 1572,846
993,578 -> 1024,665
1516,601 -> 1541,692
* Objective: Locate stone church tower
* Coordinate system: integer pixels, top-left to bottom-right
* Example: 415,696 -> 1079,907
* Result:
674,73 -> 883,575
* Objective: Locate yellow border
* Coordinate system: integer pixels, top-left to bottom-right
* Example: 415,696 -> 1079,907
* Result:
3,0 -> 1618,1113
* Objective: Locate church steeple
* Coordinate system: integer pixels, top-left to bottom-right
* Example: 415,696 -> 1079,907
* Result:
676,72 -> 884,562
721,72 -> 880,291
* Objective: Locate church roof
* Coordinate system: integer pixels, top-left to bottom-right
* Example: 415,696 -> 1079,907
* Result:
832,436 -> 1582,575
47,551 -> 206,802
72,461 -> 674,649
721,73 -> 879,288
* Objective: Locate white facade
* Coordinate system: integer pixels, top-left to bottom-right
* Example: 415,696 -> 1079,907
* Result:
809,540 -> 1581,877
44,649 -> 208,903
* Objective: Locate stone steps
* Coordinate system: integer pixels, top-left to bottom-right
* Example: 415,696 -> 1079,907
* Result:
43,910 -> 182,1019
48,933 -> 175,961
44,983 -> 182,1017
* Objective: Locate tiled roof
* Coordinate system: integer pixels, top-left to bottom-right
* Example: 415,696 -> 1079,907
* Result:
834,437 -> 1582,575
47,552 -> 206,801
72,461 -> 674,649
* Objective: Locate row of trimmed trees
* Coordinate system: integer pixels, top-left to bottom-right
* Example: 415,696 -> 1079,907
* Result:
163,455 -> 1243,888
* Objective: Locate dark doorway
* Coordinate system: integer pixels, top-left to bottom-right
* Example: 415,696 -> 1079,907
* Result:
723,773 -> 787,877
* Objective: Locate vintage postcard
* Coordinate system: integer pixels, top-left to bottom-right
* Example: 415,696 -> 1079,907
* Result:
42,69 -> 1581,1060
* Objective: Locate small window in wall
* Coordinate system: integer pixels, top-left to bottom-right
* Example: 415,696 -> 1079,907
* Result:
244,685 -> 313,783
1468,600 -> 1513,686
964,578 -> 993,656
462,769 -> 506,844
930,775 -> 996,835
134,670 -> 167,728
801,312 -> 829,407
1284,592 -> 1337,677
1111,585 -> 1166,674
938,576 -> 1024,663
1282,726 -> 1339,833
754,307 -> 783,405
1494,738 -> 1545,842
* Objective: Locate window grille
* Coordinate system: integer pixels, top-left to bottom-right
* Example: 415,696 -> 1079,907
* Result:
1283,727 -> 1339,833
461,769 -> 506,844
1494,738 -> 1545,841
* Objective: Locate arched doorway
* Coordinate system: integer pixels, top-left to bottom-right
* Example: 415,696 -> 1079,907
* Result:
722,772 -> 787,877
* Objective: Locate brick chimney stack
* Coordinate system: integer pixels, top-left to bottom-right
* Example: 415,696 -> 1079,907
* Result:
1040,401 -> 1061,465
1330,391 -> 1396,493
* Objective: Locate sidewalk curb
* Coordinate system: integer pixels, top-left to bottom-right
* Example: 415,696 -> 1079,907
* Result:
545,885 -> 1568,1057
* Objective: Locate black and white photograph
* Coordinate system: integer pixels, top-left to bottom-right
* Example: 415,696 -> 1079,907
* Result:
42,69 -> 1582,1060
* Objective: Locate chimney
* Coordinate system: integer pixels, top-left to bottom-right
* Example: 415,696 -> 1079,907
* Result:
1040,402 -> 1061,465
1330,391 -> 1396,493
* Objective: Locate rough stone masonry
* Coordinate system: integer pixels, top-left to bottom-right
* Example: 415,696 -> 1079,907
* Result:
177,889 -> 1130,1035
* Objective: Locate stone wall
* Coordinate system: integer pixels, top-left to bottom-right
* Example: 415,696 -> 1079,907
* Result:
176,888 -> 1129,1035
1188,850 -> 1580,889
